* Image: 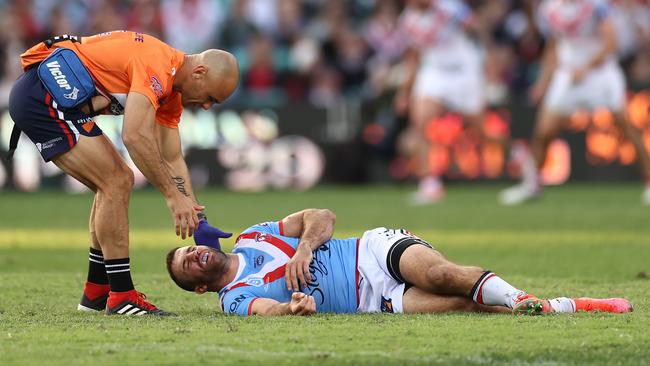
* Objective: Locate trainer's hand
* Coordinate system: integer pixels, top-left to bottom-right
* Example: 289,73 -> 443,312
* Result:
167,195 -> 204,239
289,292 -> 316,316
285,246 -> 313,291
193,219 -> 232,250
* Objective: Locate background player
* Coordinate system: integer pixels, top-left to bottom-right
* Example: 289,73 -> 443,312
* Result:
394,0 -> 491,204
499,0 -> 650,205
166,208 -> 632,316
10,31 -> 239,315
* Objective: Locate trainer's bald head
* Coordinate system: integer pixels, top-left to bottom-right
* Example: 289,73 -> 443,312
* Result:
198,49 -> 239,99
176,49 -> 240,109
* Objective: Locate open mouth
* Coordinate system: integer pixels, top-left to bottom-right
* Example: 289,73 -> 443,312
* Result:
201,252 -> 210,266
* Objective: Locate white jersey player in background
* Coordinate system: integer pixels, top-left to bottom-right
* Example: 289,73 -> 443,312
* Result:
499,0 -> 650,205
394,0 -> 489,204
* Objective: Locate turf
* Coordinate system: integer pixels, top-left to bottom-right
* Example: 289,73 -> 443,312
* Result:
0,184 -> 649,366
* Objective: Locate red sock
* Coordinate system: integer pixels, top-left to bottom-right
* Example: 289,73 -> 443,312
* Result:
83,281 -> 110,301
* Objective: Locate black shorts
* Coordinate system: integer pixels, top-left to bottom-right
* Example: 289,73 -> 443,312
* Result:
8,67 -> 102,162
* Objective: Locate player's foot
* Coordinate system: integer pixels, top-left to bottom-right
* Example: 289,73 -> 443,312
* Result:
77,282 -> 110,312
408,177 -> 445,205
642,185 -> 650,206
573,297 -> 633,313
106,290 -> 177,316
512,294 -> 551,315
498,182 -> 542,206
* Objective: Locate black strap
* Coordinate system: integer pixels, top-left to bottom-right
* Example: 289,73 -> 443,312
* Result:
6,124 -> 21,161
43,34 -> 80,48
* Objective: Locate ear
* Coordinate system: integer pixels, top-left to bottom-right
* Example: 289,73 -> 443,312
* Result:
194,284 -> 208,294
192,65 -> 208,78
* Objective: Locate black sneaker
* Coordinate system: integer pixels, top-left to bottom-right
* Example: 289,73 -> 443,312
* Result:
77,292 -> 109,312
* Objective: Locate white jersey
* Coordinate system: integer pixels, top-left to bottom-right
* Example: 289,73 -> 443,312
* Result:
398,0 -> 480,69
538,0 -> 614,69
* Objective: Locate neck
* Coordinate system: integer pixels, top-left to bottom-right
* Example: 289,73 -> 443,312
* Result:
172,54 -> 198,92
212,253 -> 239,292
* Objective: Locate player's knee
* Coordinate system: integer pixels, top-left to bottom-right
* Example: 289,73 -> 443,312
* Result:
102,165 -> 134,196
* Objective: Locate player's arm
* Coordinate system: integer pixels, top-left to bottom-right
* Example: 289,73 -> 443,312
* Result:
282,208 -> 336,291
586,18 -> 617,71
250,293 -> 316,316
155,123 -> 199,205
393,48 -> 420,116
122,92 -> 203,239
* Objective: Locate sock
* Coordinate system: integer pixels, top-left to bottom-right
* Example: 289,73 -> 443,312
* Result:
104,258 -> 135,293
87,247 -> 109,285
548,297 -> 576,313
470,271 -> 524,309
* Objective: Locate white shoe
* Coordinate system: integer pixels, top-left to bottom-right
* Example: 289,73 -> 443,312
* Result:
408,177 -> 445,205
642,186 -> 650,206
498,183 -> 541,206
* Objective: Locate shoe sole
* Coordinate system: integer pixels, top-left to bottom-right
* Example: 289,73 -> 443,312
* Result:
513,298 -> 545,315
77,303 -> 103,312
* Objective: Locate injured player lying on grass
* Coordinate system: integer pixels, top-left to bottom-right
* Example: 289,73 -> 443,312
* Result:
166,209 -> 632,316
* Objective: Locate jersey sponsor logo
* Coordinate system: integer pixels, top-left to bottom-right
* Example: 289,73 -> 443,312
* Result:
150,75 -> 164,98
229,294 -> 249,312
245,277 -> 264,287
45,61 -> 72,91
35,137 -> 63,152
254,255 -> 265,268
303,244 -> 331,306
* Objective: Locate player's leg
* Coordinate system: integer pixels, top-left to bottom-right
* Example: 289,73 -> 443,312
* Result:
52,135 -> 173,316
499,107 -> 568,205
612,112 -> 650,204
408,96 -> 446,204
77,196 -> 111,312
402,287 -> 510,314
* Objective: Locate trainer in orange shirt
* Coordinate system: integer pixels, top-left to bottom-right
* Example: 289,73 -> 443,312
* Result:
9,31 -> 239,316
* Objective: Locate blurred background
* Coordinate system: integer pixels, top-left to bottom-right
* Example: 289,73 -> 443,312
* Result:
0,0 -> 649,193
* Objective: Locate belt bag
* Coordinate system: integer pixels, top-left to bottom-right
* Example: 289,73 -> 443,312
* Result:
37,48 -> 95,110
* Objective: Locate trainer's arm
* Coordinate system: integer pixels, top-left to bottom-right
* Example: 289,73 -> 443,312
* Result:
282,209 -> 336,291
122,92 -> 202,239
250,293 -> 316,316
155,123 -> 199,205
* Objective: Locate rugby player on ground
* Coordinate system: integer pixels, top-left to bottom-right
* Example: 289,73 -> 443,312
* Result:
9,31 -> 238,315
499,0 -> 650,205
166,209 -> 632,316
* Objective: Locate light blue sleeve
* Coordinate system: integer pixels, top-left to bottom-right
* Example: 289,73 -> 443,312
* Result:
240,221 -> 283,236
221,289 -> 258,316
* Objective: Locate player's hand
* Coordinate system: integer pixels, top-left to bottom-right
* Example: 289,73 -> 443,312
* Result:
193,219 -> 232,250
166,195 -> 204,239
289,292 -> 316,316
571,67 -> 588,84
285,246 -> 313,291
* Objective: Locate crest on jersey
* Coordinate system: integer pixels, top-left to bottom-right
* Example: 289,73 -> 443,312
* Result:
150,75 -> 164,98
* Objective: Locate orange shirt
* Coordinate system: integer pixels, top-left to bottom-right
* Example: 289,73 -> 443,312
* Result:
21,31 -> 184,128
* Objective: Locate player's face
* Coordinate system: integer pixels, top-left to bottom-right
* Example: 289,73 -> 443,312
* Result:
172,245 -> 225,290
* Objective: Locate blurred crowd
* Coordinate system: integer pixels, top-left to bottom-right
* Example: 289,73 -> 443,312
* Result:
0,0 -> 649,110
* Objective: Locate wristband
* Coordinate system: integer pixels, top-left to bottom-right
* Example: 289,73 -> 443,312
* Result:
197,211 -> 207,221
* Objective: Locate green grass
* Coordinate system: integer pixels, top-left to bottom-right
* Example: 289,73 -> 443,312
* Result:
1,184 -> 649,366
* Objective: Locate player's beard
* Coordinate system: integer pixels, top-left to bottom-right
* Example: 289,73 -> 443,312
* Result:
200,248 -> 229,283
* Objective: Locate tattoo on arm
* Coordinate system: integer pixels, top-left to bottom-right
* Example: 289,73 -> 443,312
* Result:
172,176 -> 190,197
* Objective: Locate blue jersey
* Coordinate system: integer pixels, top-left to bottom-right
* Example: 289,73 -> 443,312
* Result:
219,221 -> 359,316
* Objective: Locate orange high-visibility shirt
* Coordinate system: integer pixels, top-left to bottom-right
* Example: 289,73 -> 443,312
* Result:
21,31 -> 185,128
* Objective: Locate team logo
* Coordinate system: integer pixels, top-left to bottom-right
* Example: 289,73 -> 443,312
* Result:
245,277 -> 264,287
381,296 -> 394,313
254,255 -> 265,268
149,75 -> 164,98
255,233 -> 269,242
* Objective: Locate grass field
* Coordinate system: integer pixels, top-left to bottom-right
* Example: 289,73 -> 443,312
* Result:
1,184 -> 649,366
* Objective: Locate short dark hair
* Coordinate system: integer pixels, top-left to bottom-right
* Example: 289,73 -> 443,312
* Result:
166,247 -> 194,292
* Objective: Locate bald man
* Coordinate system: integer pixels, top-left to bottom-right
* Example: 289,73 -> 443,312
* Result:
9,31 -> 239,316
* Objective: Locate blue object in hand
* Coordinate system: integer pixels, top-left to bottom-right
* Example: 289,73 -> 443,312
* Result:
193,219 -> 232,250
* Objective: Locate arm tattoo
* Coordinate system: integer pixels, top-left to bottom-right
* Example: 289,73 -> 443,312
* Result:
172,176 -> 190,197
